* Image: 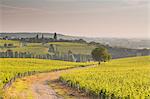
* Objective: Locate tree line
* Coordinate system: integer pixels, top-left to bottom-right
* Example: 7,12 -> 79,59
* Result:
0,50 -> 92,62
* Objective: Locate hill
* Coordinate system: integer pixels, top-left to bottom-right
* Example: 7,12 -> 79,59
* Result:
60,56 -> 150,98
0,32 -> 150,49
0,40 -> 149,61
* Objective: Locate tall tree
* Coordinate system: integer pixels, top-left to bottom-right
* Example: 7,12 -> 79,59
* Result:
54,32 -> 57,40
36,34 -> 39,39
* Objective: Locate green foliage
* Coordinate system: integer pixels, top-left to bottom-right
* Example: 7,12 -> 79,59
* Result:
61,56 -> 150,98
0,40 -> 20,47
54,33 -> 57,40
0,40 -> 96,55
91,47 -> 111,63
48,42 -> 96,55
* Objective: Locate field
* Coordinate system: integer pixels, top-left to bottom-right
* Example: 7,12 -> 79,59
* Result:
0,40 -> 20,47
1,40 -> 149,60
48,42 -> 96,55
0,40 -> 49,55
60,56 -> 150,98
0,58 -> 95,92
0,40 -> 95,55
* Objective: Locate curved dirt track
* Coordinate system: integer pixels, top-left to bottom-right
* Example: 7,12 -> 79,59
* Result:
4,65 -> 96,99
31,72 -> 63,99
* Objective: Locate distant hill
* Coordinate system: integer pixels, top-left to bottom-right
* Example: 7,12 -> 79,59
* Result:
0,32 -> 150,49
0,39 -> 149,61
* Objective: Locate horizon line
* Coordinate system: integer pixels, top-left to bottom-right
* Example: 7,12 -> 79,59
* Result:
0,32 -> 149,39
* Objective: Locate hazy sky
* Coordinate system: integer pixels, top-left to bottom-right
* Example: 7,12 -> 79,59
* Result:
0,0 -> 149,38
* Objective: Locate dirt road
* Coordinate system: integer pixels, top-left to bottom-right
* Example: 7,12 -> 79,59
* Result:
4,65 -> 96,99
31,72 -> 63,99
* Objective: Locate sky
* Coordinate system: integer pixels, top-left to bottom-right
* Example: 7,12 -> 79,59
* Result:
0,0 -> 149,38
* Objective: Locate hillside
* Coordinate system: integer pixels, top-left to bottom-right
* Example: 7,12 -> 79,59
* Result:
60,56 -> 150,98
0,40 -> 149,61
0,33 -> 150,49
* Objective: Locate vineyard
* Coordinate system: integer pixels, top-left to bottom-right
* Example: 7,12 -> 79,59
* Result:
60,56 -> 150,98
0,58 -> 95,95
0,40 -> 95,62
0,40 -> 95,55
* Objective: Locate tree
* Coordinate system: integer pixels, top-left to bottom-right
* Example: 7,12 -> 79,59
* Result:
68,50 -> 76,62
4,43 -> 7,47
54,32 -> 57,40
76,39 -> 86,43
91,47 -> 111,64
36,34 -> 39,39
42,34 -> 44,39
6,49 -> 13,58
48,44 -> 55,52
4,36 -> 8,40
